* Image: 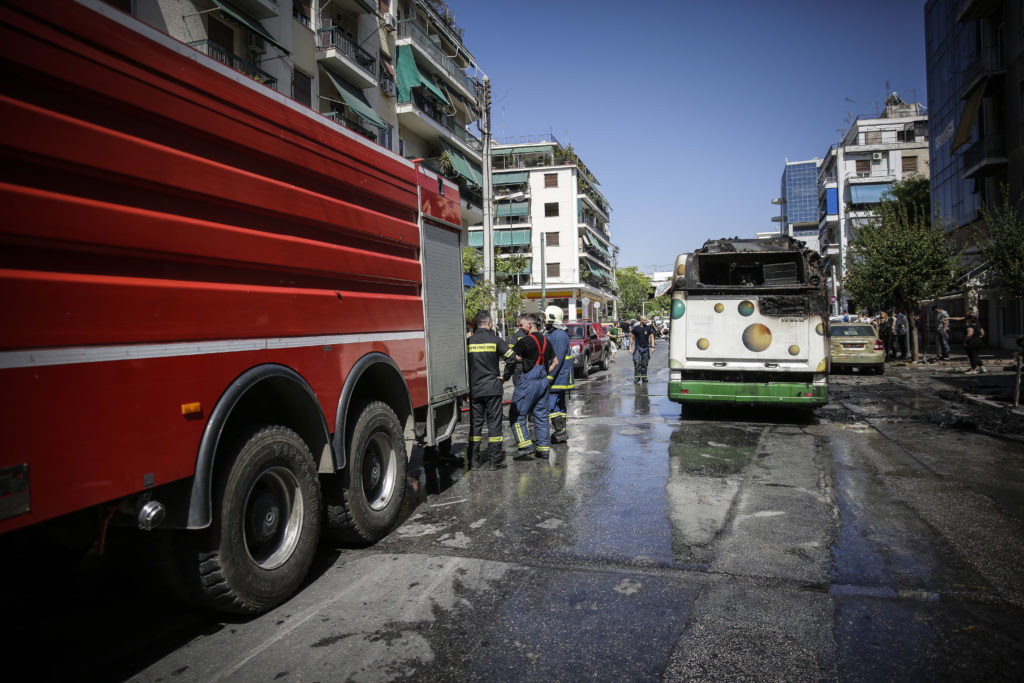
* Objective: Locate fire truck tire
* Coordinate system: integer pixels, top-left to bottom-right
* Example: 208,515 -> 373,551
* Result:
598,349 -> 610,371
578,354 -> 590,379
190,426 -> 321,614
323,401 -> 406,545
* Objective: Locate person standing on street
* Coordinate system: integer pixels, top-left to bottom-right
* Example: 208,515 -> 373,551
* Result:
508,313 -> 557,460
544,306 -> 573,444
620,320 -> 631,351
630,316 -> 657,383
893,309 -> 909,360
932,305 -> 951,359
507,314 -> 528,387
466,311 -> 515,469
962,312 -> 986,374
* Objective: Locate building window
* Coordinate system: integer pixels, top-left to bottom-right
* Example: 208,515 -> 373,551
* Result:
545,232 -> 559,247
547,262 -> 560,278
855,159 -> 870,176
864,130 -> 882,144
544,173 -> 558,188
293,69 -> 311,107
544,202 -> 559,217
902,156 -> 918,174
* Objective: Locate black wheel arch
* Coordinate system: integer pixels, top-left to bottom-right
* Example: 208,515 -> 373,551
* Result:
333,352 -> 414,473
185,364 -> 330,530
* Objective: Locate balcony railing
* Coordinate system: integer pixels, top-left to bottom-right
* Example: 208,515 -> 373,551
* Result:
962,133 -> 1007,173
188,40 -> 277,90
322,110 -> 378,144
316,26 -> 377,79
397,19 -> 477,95
961,46 -> 1004,95
406,91 -> 482,151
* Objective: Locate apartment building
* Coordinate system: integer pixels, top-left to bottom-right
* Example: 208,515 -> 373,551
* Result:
469,136 -> 618,322
926,0 -> 1024,347
770,158 -> 822,253
120,0 -> 484,231
817,95 -> 929,314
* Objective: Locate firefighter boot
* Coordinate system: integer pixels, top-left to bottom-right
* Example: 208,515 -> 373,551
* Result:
550,415 -> 568,444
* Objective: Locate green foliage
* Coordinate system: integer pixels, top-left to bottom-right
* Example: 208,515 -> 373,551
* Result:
615,266 -> 651,319
978,186 -> 1024,300
462,245 -> 526,327
651,293 -> 672,318
844,177 -> 961,314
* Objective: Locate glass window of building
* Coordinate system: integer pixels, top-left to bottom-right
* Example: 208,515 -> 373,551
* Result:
544,173 -> 558,188
902,156 -> 918,173
546,232 -> 559,246
545,202 -> 559,217
547,262 -> 560,278
293,69 -> 311,107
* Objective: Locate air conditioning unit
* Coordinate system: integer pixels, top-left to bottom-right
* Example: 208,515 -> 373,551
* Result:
383,13 -> 397,31
871,152 -> 883,161
247,33 -> 265,54
381,79 -> 396,97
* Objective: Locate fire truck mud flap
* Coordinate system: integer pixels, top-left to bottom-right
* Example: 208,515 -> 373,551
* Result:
177,425 -> 322,614
322,401 -> 407,545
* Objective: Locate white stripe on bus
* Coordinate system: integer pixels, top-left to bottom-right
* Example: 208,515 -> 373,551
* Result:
0,331 -> 425,369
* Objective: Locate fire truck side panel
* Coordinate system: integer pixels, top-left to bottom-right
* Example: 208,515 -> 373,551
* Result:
0,0 -> 454,556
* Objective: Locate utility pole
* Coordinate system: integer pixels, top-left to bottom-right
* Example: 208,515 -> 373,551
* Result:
479,77 -> 495,322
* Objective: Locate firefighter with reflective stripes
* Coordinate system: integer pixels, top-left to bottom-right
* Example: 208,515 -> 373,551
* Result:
508,313 -> 557,460
466,310 -> 515,469
544,305 -> 573,444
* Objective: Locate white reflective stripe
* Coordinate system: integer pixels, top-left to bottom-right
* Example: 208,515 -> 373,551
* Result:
0,331 -> 424,370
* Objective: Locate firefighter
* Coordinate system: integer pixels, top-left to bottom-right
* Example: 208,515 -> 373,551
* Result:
544,305 -> 573,444
507,313 -> 557,460
466,310 -> 515,469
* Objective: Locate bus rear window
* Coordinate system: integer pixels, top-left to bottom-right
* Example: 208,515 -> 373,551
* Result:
694,253 -> 804,286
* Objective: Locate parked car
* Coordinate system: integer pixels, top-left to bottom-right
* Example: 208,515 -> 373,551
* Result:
829,322 -> 885,374
565,320 -> 610,378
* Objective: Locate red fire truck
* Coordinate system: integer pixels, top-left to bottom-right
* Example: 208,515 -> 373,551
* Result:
0,0 -> 469,613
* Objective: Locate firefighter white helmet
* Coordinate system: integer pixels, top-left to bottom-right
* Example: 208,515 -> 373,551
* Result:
544,305 -> 564,325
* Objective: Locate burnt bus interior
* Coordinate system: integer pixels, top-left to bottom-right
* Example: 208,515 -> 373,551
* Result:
692,252 -> 807,287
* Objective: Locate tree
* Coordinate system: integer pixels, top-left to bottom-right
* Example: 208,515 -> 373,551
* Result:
843,176 -> 961,359
977,185 -> 1024,300
615,266 -> 652,319
462,246 -> 527,330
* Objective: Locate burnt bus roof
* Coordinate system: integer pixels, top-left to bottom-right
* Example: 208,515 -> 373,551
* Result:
696,235 -> 808,254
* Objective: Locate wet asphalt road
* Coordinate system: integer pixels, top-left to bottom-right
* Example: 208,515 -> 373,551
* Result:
8,346 -> 1024,681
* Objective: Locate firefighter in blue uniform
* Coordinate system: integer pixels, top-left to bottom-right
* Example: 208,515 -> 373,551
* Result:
507,313 -> 557,460
544,305 -> 573,444
466,310 -> 515,469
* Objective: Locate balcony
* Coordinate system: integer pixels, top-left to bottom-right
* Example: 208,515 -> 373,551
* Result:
397,19 -> 477,98
397,90 -> 482,155
188,40 -> 277,90
961,133 -> 1007,178
960,47 -> 1004,99
316,26 -> 377,88
322,110 -> 378,143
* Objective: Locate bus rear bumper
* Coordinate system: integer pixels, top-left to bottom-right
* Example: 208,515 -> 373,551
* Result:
668,380 -> 828,406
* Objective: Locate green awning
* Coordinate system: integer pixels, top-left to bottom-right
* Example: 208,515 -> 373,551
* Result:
213,0 -> 289,55
495,200 -> 529,217
468,229 -> 531,248
491,145 -> 554,157
321,68 -> 387,129
493,171 -> 528,185
394,45 -> 449,105
441,140 -> 482,187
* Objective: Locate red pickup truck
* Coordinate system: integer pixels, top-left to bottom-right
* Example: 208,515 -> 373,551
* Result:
565,320 -> 611,378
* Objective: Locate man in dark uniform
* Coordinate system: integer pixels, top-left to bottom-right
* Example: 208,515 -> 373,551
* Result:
507,313 -> 557,460
630,315 -> 657,383
466,310 -> 514,469
544,305 -> 573,444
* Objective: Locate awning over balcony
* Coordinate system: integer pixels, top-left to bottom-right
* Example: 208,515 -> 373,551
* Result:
492,145 -> 553,157
495,200 -> 529,217
849,183 -> 891,204
468,228 -> 531,247
395,45 -> 449,104
952,84 -> 985,152
213,0 -> 289,55
441,140 -> 482,187
493,171 -> 528,185
321,68 -> 387,129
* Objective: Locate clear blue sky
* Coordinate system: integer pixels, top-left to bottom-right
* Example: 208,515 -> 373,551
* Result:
449,0 -> 928,274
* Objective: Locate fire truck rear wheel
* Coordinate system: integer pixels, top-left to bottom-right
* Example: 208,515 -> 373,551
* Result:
323,401 -> 406,545
191,426 -> 321,614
